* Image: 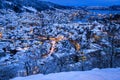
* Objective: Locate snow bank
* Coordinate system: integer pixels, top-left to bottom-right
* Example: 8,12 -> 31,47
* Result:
12,68 -> 120,80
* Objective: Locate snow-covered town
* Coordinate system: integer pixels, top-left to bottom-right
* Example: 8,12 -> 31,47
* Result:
0,0 -> 120,80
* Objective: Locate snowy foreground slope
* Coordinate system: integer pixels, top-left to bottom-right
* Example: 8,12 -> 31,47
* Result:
12,68 -> 120,80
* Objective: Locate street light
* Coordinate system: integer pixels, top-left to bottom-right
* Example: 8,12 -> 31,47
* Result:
0,32 -> 2,38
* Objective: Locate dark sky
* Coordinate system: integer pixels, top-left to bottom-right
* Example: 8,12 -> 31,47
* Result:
43,0 -> 120,6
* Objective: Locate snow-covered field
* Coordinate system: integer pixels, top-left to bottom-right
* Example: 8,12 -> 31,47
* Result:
12,68 -> 120,80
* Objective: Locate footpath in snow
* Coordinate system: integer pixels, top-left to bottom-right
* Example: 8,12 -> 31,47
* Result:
12,68 -> 120,80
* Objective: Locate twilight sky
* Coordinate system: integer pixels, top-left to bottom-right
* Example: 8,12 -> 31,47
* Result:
43,0 -> 120,6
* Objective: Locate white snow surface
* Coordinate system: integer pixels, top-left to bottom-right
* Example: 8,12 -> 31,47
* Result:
23,6 -> 37,12
12,68 -> 120,80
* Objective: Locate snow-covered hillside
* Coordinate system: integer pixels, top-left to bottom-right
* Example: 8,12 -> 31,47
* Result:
12,68 -> 120,80
0,0 -> 72,12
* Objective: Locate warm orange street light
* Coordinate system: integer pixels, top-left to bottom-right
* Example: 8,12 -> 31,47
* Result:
0,32 -> 2,38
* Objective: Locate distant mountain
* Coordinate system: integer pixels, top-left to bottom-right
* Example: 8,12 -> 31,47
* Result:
109,5 -> 120,10
0,0 -> 72,12
85,5 -> 120,11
